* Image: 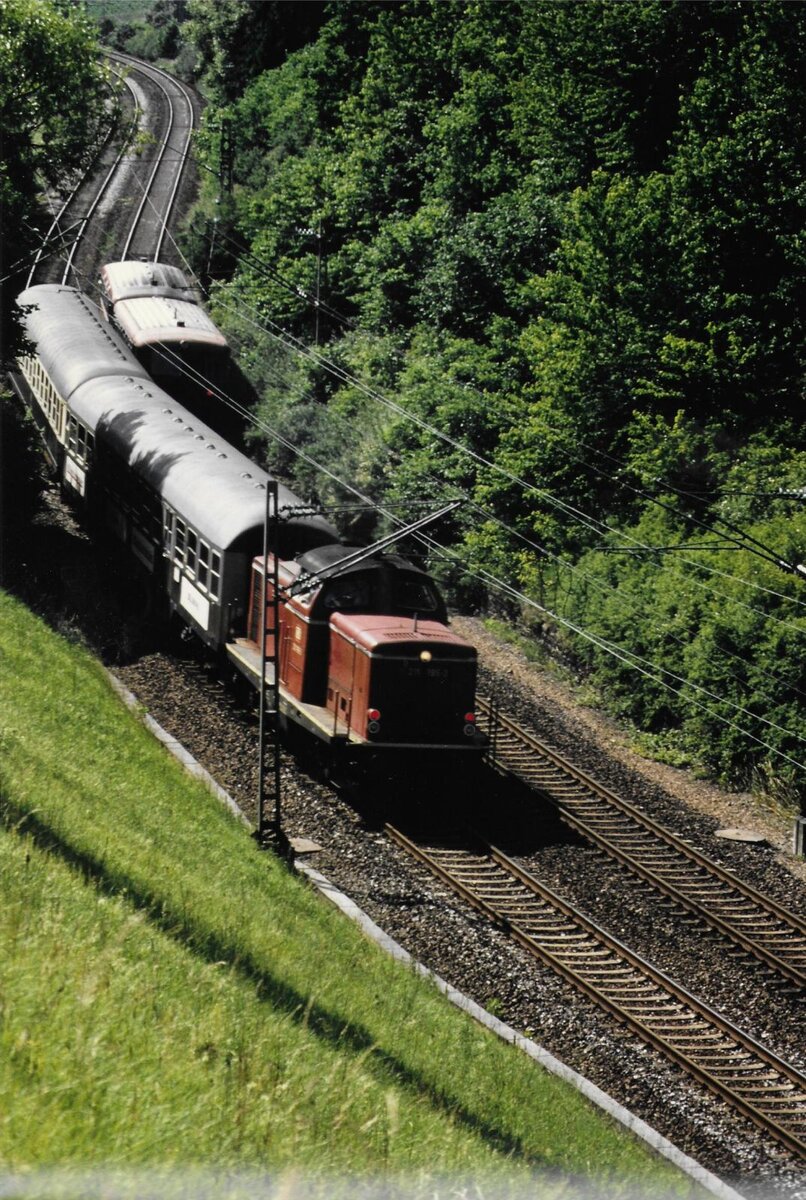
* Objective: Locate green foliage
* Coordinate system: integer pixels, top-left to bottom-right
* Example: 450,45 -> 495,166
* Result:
0,590 -> 700,1189
185,0 -> 327,102
179,0 -> 806,792
0,0 -> 108,354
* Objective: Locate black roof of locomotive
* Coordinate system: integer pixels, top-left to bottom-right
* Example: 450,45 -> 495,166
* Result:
296,543 -> 434,580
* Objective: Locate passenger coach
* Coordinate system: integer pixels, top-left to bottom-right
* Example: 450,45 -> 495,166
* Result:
99,260 -> 228,388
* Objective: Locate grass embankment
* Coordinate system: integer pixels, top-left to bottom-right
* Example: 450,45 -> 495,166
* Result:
0,588 -> 700,1193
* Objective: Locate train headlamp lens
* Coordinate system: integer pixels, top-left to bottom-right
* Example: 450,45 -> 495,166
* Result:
464,713 -> 476,724
420,650 -> 432,662
367,708 -> 381,721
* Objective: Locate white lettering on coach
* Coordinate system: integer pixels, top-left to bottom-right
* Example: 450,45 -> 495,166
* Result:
179,576 -> 210,631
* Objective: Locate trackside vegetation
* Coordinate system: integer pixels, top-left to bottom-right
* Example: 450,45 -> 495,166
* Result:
0,588 -> 701,1193
170,0 -> 805,801
0,0 -> 108,355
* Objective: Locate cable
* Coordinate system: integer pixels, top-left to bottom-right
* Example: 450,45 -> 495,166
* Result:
145,338 -> 806,761
52,176 -> 805,770
212,288 -> 806,637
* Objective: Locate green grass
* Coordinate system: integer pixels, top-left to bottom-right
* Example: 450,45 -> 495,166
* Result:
0,588 -> 704,1192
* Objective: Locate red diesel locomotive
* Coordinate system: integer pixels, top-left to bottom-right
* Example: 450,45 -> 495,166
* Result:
227,544 -> 481,762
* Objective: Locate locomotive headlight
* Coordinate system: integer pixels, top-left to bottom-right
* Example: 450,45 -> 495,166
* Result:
367,708 -> 381,735
420,650 -> 432,662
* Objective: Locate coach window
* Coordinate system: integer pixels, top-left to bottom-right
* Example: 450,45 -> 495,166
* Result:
77,425 -> 93,463
197,541 -> 209,591
67,416 -> 78,453
163,507 -> 173,549
186,529 -> 197,572
210,551 -> 221,598
175,519 -> 186,564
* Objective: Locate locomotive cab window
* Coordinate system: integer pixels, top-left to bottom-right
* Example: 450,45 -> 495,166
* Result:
393,577 -> 439,613
322,576 -> 372,611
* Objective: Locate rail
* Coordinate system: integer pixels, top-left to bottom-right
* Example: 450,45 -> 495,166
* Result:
386,818 -> 806,1158
477,697 -> 806,991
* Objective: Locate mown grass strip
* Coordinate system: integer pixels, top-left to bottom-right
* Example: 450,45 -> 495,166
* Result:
0,588 -> 702,1192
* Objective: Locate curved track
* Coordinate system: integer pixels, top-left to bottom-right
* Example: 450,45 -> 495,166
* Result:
14,43 -> 806,1178
106,52 -> 197,263
28,52 -> 198,290
387,817 -> 806,1158
479,698 -> 806,991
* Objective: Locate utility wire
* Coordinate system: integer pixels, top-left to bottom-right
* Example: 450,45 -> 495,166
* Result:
122,193 -> 806,642
146,335 -> 806,762
72,177 -> 805,758
212,287 -> 806,637
184,201 -> 806,592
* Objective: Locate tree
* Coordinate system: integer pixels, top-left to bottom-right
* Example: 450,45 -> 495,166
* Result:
0,0 -> 108,355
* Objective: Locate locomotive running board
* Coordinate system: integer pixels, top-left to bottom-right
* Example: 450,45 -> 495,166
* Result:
226,638 -> 352,745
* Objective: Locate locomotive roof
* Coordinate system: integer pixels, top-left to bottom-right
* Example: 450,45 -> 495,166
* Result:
16,285 -> 149,399
330,613 -> 475,655
296,543 -> 432,579
69,376 -> 337,551
101,261 -> 198,303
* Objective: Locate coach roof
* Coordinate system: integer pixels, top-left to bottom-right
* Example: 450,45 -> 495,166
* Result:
100,260 -> 198,304
69,375 -> 337,551
16,285 -> 149,400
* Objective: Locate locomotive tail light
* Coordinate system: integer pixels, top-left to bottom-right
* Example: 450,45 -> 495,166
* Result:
367,707 -> 381,734
463,712 -> 477,738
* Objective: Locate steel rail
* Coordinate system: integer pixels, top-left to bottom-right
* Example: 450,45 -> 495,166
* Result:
148,63 -> 195,261
477,697 -> 806,990
386,820 -> 806,1158
60,76 -> 142,286
107,52 -> 196,262
117,57 -> 175,261
25,72 -> 136,289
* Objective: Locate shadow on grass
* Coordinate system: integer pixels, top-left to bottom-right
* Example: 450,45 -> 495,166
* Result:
0,793 -> 554,1170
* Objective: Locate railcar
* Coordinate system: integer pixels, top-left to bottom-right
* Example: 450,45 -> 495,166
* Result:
13,284 -> 149,476
13,283 -> 483,764
99,260 -> 228,390
227,545 -> 480,759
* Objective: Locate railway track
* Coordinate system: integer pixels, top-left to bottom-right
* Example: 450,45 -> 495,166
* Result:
106,52 -> 198,263
478,698 -> 806,992
386,817 -> 806,1159
29,52 -> 198,290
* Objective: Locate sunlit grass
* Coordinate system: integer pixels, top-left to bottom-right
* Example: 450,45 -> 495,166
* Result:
0,588 -> 703,1193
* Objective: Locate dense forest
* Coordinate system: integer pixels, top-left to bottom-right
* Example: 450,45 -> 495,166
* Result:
13,1 -> 806,800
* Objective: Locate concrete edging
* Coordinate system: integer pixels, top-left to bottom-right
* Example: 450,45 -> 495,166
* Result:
109,670 -> 749,1200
